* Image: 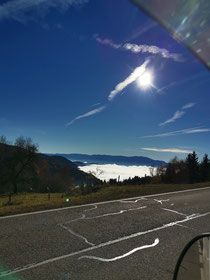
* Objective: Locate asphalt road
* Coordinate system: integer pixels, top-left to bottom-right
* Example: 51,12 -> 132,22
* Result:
1,187 -> 210,280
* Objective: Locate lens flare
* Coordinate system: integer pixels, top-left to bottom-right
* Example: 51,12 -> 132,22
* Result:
137,71 -> 153,89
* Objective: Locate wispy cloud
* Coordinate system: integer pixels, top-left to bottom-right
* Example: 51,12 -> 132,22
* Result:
108,59 -> 150,101
95,36 -> 122,49
156,72 -> 207,94
0,0 -> 88,23
159,102 -> 196,126
142,148 -> 192,154
141,127 -> 210,138
66,105 -> 106,126
127,21 -> 157,41
95,36 -> 183,62
182,102 -> 195,110
91,102 -> 101,107
159,110 -> 185,126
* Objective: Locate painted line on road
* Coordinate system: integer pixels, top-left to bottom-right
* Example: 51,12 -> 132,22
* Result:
162,208 -> 187,216
154,199 -> 169,205
57,224 -> 95,246
1,186 -> 210,220
78,238 -> 159,262
1,211 -> 210,277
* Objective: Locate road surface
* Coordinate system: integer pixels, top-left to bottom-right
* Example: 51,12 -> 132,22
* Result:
1,187 -> 210,280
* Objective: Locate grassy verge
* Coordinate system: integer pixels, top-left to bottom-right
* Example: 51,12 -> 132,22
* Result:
0,182 -> 210,217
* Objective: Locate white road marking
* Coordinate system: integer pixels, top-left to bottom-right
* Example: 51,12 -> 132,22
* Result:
57,224 -> 95,246
85,206 -> 147,220
1,186 -> 210,219
63,206 -> 146,225
120,198 -> 147,203
58,206 -> 146,245
84,205 -> 98,212
154,199 -> 169,205
162,208 -> 187,216
1,211 -> 209,277
78,238 -> 159,262
175,224 -> 190,229
64,214 -> 86,224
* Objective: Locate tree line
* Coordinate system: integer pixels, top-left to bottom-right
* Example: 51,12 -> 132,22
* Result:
154,151 -> 210,184
104,151 -> 210,186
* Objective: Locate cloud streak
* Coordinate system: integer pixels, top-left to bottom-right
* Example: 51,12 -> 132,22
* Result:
159,102 -> 195,126
127,21 -> 157,41
141,127 -> 210,138
182,103 -> 195,110
108,59 -> 150,101
66,105 -> 106,126
142,148 -> 192,154
0,0 -> 88,23
156,72 -> 208,94
96,36 -> 183,62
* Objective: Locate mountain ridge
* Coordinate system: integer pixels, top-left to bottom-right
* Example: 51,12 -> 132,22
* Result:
46,153 -> 167,167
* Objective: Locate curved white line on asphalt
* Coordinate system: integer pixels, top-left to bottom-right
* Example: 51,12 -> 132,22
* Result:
64,206 -> 146,225
57,206 -> 146,246
78,238 -> 159,262
1,212 -> 210,277
86,206 -> 147,220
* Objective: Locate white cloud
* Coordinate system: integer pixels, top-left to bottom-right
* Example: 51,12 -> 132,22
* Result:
124,43 -> 183,62
142,148 -> 192,154
91,102 -> 101,107
95,36 -> 183,62
95,37 -> 122,49
108,59 -> 150,101
66,105 -> 106,126
159,110 -> 185,126
159,102 -> 195,126
141,127 -> 210,138
79,164 -> 155,182
182,102 -> 195,110
0,0 -> 88,23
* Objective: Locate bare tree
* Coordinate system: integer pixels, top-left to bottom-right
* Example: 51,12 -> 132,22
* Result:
0,135 -> 8,144
9,136 -> 39,193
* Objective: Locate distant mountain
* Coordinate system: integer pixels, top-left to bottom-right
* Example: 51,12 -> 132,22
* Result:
47,153 -> 167,167
0,144 -> 100,193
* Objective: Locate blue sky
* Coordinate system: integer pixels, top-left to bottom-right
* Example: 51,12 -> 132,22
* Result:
1,0 -> 210,162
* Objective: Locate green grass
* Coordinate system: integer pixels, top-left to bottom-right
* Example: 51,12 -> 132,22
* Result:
0,182 -> 210,217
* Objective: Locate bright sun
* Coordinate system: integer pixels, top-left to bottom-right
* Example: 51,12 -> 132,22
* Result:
137,71 -> 152,89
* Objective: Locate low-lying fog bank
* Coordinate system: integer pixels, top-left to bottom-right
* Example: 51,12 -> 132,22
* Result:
79,164 -> 156,181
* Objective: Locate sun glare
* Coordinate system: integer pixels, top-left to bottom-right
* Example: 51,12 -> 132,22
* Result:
137,71 -> 153,89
